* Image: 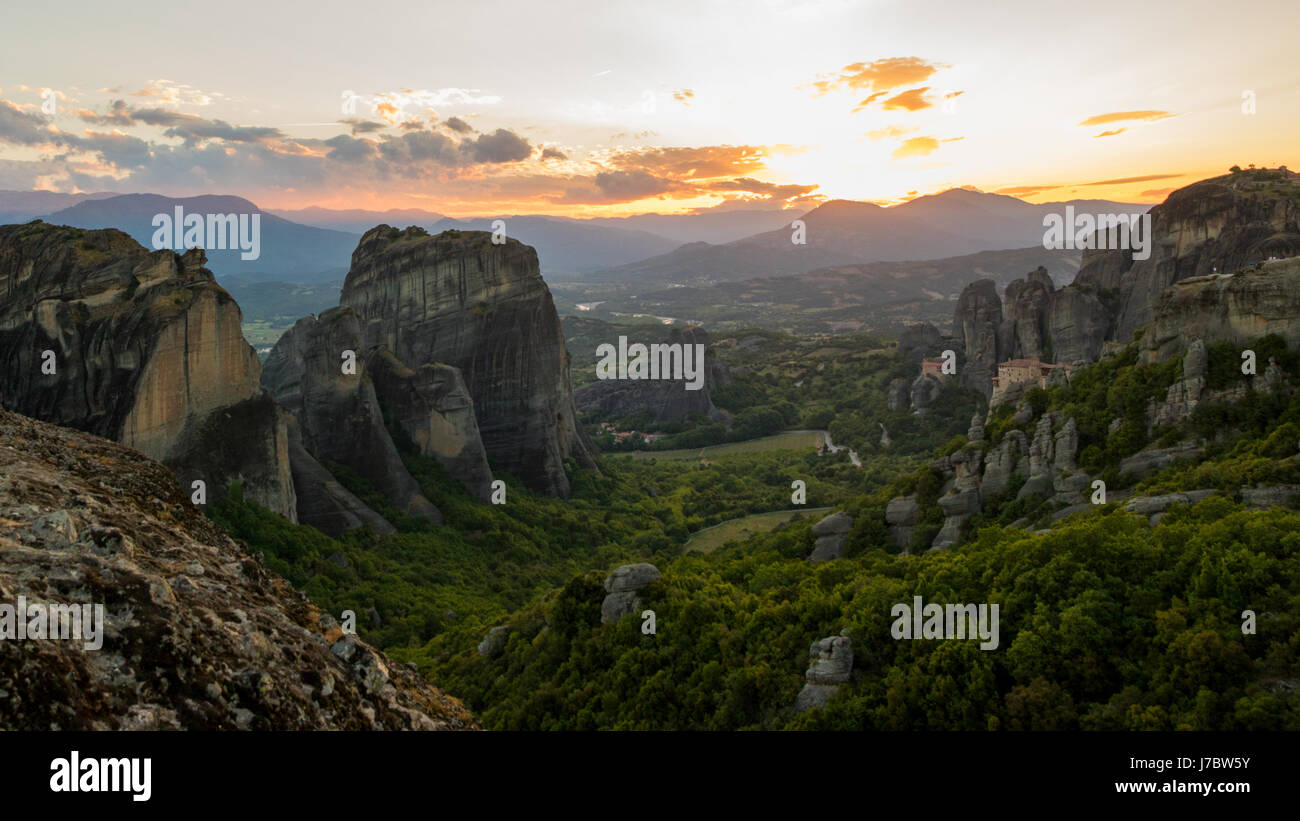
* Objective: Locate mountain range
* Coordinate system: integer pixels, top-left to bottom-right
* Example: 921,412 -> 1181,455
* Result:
586,190 -> 1147,284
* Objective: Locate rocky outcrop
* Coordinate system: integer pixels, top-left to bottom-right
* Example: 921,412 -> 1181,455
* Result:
366,351 -> 492,501
998,270 -> 1053,360
795,632 -> 852,713
899,323 -> 945,362
1076,169 -> 1300,346
884,495 -> 920,550
887,378 -> 911,411
808,511 -> 852,562
600,563 -> 660,624
340,226 -> 596,498
476,625 -> 511,657
955,267 -> 1110,397
284,416 -> 396,537
1140,257 -> 1300,363
910,372 -> 942,413
573,326 -> 731,425
263,308 -> 441,529
1241,485 -> 1300,509
0,409 -> 477,730
955,279 -> 1002,397
0,222 -> 295,520
1149,339 -> 1208,429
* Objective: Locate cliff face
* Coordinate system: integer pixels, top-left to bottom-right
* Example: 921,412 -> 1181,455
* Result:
1077,169 -> 1300,344
573,326 -> 732,424
262,308 -> 443,532
1141,256 -> 1300,362
0,409 -> 477,730
0,221 -> 295,520
339,226 -> 595,497
955,279 -> 1002,398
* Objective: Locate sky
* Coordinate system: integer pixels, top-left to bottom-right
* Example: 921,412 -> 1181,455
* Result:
0,0 -> 1296,217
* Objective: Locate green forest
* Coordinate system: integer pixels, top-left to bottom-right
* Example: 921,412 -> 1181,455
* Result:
210,328 -> 1300,730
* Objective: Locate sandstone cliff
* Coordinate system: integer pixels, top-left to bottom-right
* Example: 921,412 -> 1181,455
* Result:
0,409 -> 477,730
0,221 -> 295,520
337,226 -> 596,498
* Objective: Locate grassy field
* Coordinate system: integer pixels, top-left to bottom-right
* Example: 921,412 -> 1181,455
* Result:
685,507 -> 832,553
615,430 -> 824,462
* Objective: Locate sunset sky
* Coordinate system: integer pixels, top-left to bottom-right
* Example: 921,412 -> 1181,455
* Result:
1,0 -> 1296,216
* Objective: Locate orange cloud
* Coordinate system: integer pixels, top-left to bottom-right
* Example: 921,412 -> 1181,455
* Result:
1081,173 -> 1182,186
1094,128 -> 1127,138
809,57 -> 946,95
892,136 -> 940,159
1077,110 -> 1175,126
865,124 -> 916,141
881,87 -> 933,112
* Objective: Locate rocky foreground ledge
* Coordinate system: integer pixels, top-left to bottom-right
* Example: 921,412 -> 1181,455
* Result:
0,410 -> 478,731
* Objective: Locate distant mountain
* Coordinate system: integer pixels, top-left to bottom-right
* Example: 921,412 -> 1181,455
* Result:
586,208 -> 806,245
428,215 -> 679,275
46,194 -> 358,282
0,189 -> 117,225
586,190 -> 1147,284
269,205 -> 447,234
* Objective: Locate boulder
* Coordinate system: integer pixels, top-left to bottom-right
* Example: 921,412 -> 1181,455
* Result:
600,563 -> 661,624
477,626 -> 511,657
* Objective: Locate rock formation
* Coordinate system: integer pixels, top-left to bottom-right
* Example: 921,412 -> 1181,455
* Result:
339,226 -> 596,498
262,308 -> 443,531
953,266 -> 1107,397
0,222 -> 295,520
573,326 -> 731,425
794,632 -> 852,712
600,563 -> 661,624
884,495 -> 920,550
1140,257 -> 1300,363
808,511 -> 852,562
1077,169 -> 1300,345
955,279 -> 1003,397
0,409 -> 477,730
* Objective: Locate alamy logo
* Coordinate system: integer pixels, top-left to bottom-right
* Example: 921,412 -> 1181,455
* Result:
595,336 -> 706,391
890,595 -> 1000,650
1042,205 -> 1151,261
50,751 -> 151,802
151,206 -> 261,261
0,596 -> 103,650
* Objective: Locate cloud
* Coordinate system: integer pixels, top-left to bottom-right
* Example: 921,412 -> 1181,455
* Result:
75,99 -> 134,126
342,119 -> 386,134
1139,187 -> 1177,198
993,184 -> 1063,196
129,79 -> 221,107
880,87 -> 933,112
1077,110 -> 1175,126
706,177 -> 819,201
443,116 -> 474,133
605,145 -> 768,179
1081,173 -> 1182,186
368,88 -> 502,124
672,89 -> 695,106
1093,128 -> 1127,138
808,57 -> 946,95
466,128 -> 532,163
892,136 -> 941,159
865,124 -> 917,141
0,91 -> 816,213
